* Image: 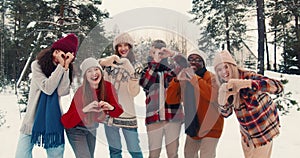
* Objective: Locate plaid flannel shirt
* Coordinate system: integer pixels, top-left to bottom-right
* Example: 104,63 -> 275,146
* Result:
139,59 -> 184,125
220,70 -> 283,147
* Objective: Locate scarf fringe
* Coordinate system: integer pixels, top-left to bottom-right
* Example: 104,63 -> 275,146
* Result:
31,132 -> 64,149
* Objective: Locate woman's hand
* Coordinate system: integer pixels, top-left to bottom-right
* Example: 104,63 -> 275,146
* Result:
64,52 -> 75,70
99,101 -> 115,111
99,55 -> 121,67
82,101 -> 102,113
54,50 -> 65,66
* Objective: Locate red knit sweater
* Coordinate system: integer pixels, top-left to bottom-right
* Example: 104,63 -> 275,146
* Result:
61,81 -> 123,129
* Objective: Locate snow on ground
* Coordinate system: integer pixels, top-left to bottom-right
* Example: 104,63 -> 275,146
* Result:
1,71 -> 300,158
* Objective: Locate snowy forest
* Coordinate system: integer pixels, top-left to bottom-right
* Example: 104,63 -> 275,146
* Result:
0,1 -> 300,118
0,0 -> 300,157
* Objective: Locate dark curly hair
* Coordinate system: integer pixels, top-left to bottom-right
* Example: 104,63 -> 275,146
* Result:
36,47 -> 73,84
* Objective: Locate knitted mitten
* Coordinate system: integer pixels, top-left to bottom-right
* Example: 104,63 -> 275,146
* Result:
218,83 -> 237,105
99,55 -> 121,67
173,54 -> 189,68
227,79 -> 252,92
119,58 -> 135,75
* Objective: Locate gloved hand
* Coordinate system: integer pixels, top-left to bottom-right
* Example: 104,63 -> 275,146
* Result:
134,62 -> 144,75
177,67 -> 194,81
118,58 -> 135,75
99,55 -> 121,67
218,83 -> 237,105
227,79 -> 252,92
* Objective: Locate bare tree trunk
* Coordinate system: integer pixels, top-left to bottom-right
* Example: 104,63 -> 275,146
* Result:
264,23 -> 270,70
0,1 -> 5,85
256,0 -> 265,75
224,1 -> 231,54
295,15 -> 300,73
274,30 -> 277,72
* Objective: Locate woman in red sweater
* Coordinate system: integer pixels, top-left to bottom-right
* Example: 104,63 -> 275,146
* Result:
61,57 -> 123,158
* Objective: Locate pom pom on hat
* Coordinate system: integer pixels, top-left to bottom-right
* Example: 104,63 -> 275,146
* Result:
80,57 -> 103,74
52,33 -> 79,56
213,50 -> 237,68
113,32 -> 134,50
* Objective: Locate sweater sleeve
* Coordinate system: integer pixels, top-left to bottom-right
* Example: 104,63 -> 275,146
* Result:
190,72 -> 219,103
219,104 -> 234,118
31,60 -> 65,95
61,87 -> 87,129
245,72 -> 284,94
165,78 -> 181,105
105,81 -> 124,117
57,69 -> 71,96
128,78 -> 140,97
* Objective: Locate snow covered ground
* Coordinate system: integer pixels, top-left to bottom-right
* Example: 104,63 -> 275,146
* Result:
1,70 -> 300,158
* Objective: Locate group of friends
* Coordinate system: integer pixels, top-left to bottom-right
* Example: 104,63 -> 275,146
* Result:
14,32 -> 283,158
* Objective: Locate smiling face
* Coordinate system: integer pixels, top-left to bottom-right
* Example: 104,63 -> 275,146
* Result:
117,43 -> 131,57
215,63 -> 233,82
85,66 -> 102,89
188,54 -> 204,71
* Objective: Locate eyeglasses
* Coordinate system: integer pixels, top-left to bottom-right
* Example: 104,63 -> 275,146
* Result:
188,57 -> 203,63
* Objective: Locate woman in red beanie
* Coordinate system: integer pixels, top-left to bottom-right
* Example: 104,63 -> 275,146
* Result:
213,50 -> 283,158
15,33 -> 78,158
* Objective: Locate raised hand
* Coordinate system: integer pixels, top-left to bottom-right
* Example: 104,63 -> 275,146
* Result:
99,55 -> 121,67
227,79 -> 252,92
118,58 -> 135,75
218,83 -> 237,105
54,50 -> 65,66
82,101 -> 102,113
64,52 -> 75,70
177,67 -> 195,81
98,101 -> 114,111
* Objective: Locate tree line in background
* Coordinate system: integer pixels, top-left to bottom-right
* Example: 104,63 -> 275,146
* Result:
189,0 -> 300,75
0,0 -> 299,113
0,0 -> 110,90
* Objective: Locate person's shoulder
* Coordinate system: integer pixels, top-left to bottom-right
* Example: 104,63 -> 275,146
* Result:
205,70 -> 215,77
31,60 -> 38,66
30,60 -> 40,69
104,80 -> 114,87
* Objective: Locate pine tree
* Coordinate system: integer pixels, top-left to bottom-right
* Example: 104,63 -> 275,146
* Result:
189,0 -> 249,53
273,76 -> 299,115
267,0 -> 300,74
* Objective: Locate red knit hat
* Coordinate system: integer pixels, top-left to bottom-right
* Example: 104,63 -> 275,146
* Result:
52,33 -> 79,56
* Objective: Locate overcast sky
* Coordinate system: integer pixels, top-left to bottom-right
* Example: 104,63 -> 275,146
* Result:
101,0 -> 193,16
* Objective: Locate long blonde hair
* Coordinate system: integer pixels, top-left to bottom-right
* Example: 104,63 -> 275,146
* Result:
215,63 -> 240,108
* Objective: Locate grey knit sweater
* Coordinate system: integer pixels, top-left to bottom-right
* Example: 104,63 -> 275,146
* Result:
20,60 -> 71,135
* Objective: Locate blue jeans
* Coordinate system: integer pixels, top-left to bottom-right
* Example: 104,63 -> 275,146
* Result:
104,124 -> 143,158
15,133 -> 64,158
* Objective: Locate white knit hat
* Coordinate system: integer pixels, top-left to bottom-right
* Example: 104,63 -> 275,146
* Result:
213,50 -> 237,68
80,57 -> 103,74
187,49 -> 207,63
113,32 -> 134,50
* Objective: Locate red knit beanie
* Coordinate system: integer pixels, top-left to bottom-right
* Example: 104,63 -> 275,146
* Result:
52,33 -> 79,56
